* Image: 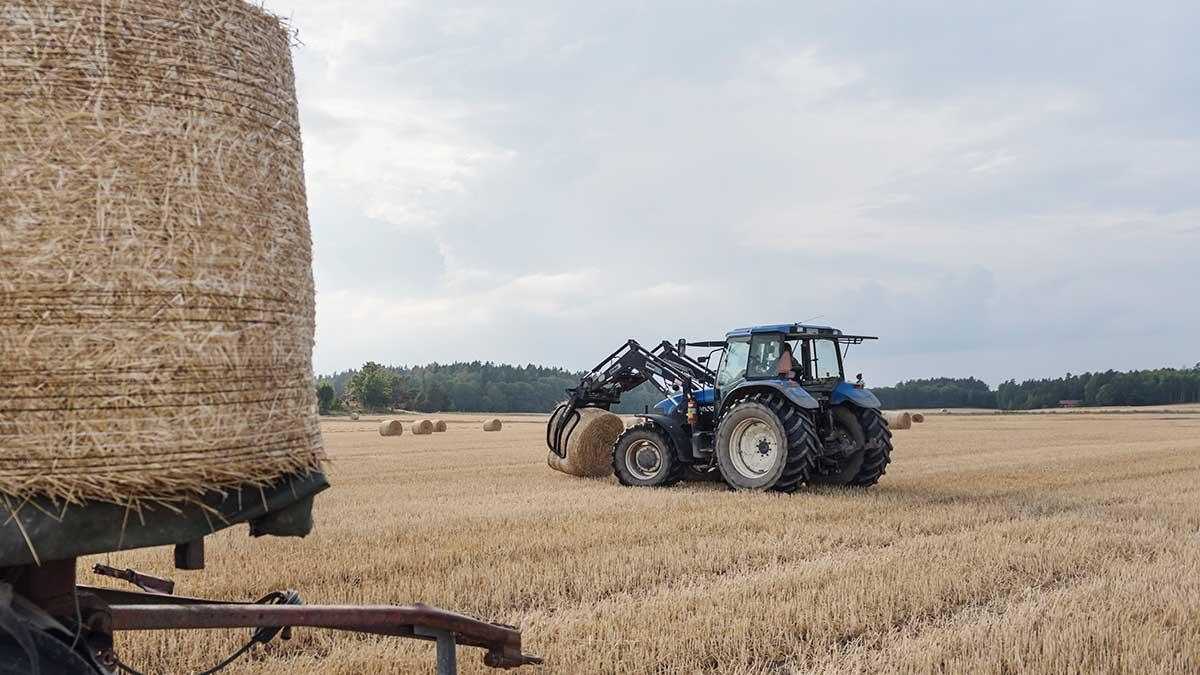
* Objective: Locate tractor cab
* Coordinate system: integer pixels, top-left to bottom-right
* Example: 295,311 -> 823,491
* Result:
713,324 -> 880,414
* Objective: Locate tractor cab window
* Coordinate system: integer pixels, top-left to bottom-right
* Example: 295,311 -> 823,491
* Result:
746,334 -> 784,379
717,338 -> 750,390
807,338 -> 843,381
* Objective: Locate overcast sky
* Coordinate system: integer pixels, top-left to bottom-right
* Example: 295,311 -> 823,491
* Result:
268,0 -> 1199,386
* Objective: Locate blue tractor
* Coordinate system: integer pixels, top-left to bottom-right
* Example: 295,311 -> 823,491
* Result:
547,323 -> 893,492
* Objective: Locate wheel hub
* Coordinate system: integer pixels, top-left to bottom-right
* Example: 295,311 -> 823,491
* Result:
626,439 -> 663,480
729,418 -> 779,478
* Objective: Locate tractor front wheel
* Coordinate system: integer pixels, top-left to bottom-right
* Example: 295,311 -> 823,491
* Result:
715,392 -> 818,492
612,423 -> 684,487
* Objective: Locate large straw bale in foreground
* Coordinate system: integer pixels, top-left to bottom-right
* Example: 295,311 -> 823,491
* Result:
0,1 -> 324,505
379,420 -> 404,437
883,411 -> 913,430
546,407 -> 625,478
483,419 -> 503,432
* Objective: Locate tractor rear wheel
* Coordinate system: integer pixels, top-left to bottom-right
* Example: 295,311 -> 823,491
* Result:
847,408 -> 893,487
810,406 -> 867,486
612,423 -> 684,487
715,392 -> 817,492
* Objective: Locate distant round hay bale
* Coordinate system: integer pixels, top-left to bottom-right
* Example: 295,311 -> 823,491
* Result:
941,408 -> 950,414
546,407 -> 624,478
483,419 -> 503,432
0,1 -> 324,505
379,420 -> 404,437
433,420 -> 448,432
882,411 -> 913,430
912,413 -> 925,423
411,420 -> 434,435
350,412 -> 361,421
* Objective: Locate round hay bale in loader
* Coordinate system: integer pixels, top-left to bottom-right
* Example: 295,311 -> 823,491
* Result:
546,407 -> 625,478
379,420 -> 404,437
0,0 -> 324,508
882,411 -> 913,430
411,420 -> 434,435
433,420 -> 448,432
483,418 -> 503,432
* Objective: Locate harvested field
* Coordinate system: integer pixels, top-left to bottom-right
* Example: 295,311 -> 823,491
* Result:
90,410 -> 1200,674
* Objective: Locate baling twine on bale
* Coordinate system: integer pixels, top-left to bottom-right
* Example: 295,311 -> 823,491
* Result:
0,0 -> 325,507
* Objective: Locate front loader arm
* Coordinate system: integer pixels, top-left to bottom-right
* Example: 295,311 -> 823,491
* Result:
547,339 -> 714,457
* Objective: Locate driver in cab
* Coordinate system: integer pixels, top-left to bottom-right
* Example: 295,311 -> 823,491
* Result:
776,342 -> 800,381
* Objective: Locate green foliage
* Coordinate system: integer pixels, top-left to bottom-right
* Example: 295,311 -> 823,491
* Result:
315,380 -> 336,414
996,366 -> 1200,409
347,361 -> 395,411
324,361 -> 586,413
325,361 -> 1200,414
873,377 -> 997,409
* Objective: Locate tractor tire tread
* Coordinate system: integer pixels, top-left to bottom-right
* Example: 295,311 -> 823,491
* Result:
848,408 -> 893,487
719,392 -> 817,492
612,422 -> 685,487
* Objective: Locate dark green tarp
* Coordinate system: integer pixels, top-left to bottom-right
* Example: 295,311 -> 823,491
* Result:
0,472 -> 329,567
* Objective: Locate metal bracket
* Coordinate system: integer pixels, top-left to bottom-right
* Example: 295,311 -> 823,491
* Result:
414,626 -> 458,675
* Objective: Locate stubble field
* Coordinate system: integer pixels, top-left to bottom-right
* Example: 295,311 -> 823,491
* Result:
94,409 -> 1200,674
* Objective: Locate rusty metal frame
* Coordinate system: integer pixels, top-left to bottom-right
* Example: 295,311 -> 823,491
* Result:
3,560 -> 541,674
103,599 -> 539,669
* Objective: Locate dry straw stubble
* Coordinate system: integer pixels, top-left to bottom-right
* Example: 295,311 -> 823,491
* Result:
546,407 -> 625,478
0,0 -> 324,505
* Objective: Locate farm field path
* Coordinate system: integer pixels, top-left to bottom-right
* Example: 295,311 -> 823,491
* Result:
96,412 -> 1200,674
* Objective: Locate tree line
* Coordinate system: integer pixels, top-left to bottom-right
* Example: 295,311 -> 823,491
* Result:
319,362 -> 1200,414
872,365 -> 1200,410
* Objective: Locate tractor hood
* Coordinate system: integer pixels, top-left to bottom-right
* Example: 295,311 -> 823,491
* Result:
656,388 -> 716,415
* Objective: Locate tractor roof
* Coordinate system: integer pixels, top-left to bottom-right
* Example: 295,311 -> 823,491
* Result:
725,323 -> 878,342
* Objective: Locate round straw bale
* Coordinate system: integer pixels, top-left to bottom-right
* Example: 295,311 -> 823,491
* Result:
545,407 -> 624,478
882,411 -> 913,430
0,0 -> 324,505
433,420 -> 448,432
411,420 -> 434,435
483,419 -> 503,432
350,412 -> 361,421
379,420 -> 404,437
912,413 -> 926,423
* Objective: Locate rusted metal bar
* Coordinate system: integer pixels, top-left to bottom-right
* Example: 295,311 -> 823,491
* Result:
92,564 -> 175,595
108,602 -> 541,669
78,584 -> 239,607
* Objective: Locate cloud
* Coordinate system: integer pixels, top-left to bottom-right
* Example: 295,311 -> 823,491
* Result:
269,0 -> 1200,385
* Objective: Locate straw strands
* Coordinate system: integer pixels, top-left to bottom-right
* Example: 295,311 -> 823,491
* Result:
883,411 -> 914,430
0,0 -> 324,505
546,407 -> 624,478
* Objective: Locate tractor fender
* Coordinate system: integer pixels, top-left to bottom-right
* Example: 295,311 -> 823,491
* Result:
719,380 -> 819,416
830,381 -> 882,409
632,413 -> 694,463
